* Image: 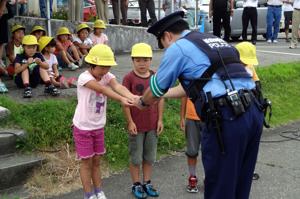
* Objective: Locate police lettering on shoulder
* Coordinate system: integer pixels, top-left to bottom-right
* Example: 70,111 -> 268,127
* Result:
133,11 -> 266,199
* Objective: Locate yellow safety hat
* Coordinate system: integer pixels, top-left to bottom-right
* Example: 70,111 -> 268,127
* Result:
56,27 -> 71,36
131,43 -> 153,58
31,25 -> 46,35
235,42 -> 259,66
85,44 -> 117,66
76,23 -> 91,33
11,24 -> 25,33
94,19 -> 106,29
22,35 -> 38,45
38,36 -> 54,52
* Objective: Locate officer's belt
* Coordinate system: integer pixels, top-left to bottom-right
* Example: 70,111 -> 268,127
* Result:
211,89 -> 254,109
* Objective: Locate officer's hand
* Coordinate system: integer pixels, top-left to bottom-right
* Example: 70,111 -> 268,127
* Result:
128,121 -> 137,135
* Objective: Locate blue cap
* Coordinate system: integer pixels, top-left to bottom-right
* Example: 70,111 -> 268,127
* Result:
147,11 -> 185,38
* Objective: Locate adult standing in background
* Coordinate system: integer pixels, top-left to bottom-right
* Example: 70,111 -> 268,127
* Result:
69,0 -> 83,21
39,0 -> 53,18
266,0 -> 283,43
290,0 -> 300,48
282,0 -> 294,42
162,0 -> 181,16
209,0 -> 234,42
95,0 -> 109,23
0,0 -> 14,68
111,0 -> 128,25
242,0 -> 258,44
138,0 -> 157,27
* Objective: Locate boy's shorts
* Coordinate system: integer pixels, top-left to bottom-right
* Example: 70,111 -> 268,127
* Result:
14,66 -> 40,88
185,119 -> 203,158
73,126 -> 106,159
128,130 -> 158,165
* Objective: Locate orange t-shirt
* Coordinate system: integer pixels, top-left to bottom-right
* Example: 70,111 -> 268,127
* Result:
185,98 -> 200,121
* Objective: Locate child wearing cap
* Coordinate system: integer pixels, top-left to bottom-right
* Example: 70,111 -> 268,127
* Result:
6,24 -> 25,77
55,27 -> 80,70
122,43 -> 164,199
72,44 -> 137,199
39,36 -> 77,89
179,96 -> 203,193
14,35 -> 60,98
31,25 -> 46,40
235,41 -> 260,82
73,23 -> 93,57
89,20 -> 108,45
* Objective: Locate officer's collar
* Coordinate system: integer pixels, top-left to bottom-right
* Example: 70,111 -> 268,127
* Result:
180,30 -> 191,39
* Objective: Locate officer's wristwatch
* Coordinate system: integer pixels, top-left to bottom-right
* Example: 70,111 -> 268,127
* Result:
139,97 -> 150,107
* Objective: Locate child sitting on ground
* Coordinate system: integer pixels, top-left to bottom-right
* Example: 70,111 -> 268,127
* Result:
31,25 -> 46,40
39,36 -> 77,89
89,20 -> 108,45
14,35 -> 60,98
73,23 -> 93,57
6,24 -> 25,77
122,43 -> 164,199
55,27 -> 80,70
72,44 -> 137,199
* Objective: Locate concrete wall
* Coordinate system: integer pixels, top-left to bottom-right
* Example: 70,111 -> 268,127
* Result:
9,16 -> 159,53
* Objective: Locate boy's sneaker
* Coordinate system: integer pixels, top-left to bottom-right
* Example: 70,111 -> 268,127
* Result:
23,87 -> 32,98
44,85 -> 60,96
273,40 -> 278,43
85,195 -> 97,199
68,63 -> 79,71
96,191 -> 107,199
187,175 -> 199,193
132,184 -> 147,199
267,39 -> 272,43
143,182 -> 159,197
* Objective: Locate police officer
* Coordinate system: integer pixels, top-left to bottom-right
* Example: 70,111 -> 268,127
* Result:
134,11 -> 264,199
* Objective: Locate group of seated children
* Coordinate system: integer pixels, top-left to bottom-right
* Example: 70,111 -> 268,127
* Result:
0,19 -> 108,97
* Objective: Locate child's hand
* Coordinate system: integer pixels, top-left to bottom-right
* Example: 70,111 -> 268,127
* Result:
157,120 -> 164,136
180,118 -> 185,131
27,57 -> 34,64
34,58 -> 42,64
127,121 -> 137,135
120,97 -> 134,107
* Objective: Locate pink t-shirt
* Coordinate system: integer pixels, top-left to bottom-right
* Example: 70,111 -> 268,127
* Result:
72,70 -> 115,130
89,32 -> 108,45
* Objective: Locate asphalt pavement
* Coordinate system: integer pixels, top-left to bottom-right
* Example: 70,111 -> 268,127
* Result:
1,37 -> 300,199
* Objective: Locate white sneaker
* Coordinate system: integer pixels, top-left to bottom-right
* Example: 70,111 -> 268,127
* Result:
96,191 -> 107,199
267,39 -> 272,43
273,40 -> 278,43
68,63 -> 79,71
86,195 -> 97,199
78,58 -> 84,66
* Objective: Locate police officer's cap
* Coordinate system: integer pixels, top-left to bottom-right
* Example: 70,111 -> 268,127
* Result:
147,11 -> 185,38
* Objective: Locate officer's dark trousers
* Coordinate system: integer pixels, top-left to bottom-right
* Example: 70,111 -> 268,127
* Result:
201,102 -> 264,199
138,0 -> 157,27
213,8 -> 231,41
242,7 -> 258,42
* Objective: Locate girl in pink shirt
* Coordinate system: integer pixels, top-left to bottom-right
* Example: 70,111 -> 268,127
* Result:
72,44 -> 136,199
89,20 -> 108,45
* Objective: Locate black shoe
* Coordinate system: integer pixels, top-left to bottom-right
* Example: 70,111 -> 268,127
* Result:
143,182 -> 159,197
23,87 -> 32,98
251,40 -> 256,45
132,184 -> 147,199
44,84 -> 60,96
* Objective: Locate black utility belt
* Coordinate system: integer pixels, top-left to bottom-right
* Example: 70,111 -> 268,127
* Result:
211,90 -> 253,117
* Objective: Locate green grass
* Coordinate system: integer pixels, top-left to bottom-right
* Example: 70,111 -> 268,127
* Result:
0,62 -> 300,170
256,62 -> 300,125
